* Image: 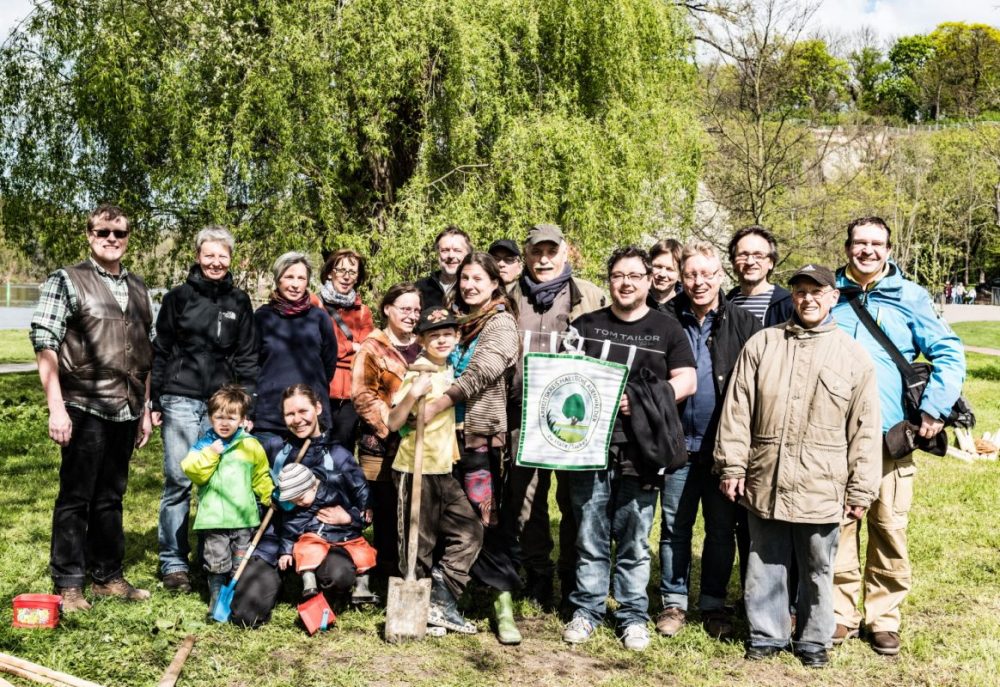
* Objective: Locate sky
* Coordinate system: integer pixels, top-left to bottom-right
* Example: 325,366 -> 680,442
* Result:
2,0 -> 1000,45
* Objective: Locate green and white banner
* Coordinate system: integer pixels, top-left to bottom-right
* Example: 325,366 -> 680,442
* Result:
516,352 -> 629,470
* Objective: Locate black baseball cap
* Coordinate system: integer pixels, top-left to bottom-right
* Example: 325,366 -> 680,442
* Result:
788,264 -> 836,289
415,306 -> 459,334
488,239 -> 521,258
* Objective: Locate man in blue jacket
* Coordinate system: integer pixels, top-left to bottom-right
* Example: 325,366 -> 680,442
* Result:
830,216 -> 965,656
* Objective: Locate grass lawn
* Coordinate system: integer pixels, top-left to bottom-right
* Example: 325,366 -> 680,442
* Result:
0,329 -> 33,364
0,341 -> 998,685
951,321 -> 1000,351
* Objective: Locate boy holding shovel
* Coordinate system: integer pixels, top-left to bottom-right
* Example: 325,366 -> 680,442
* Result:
387,307 -> 483,634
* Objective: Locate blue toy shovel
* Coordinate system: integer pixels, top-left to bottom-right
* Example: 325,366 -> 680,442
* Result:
212,437 -> 312,623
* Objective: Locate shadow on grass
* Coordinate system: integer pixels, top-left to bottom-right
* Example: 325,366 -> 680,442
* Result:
969,364 -> 1000,381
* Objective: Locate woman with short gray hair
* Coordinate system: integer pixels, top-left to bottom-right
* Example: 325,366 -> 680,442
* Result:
251,252 -> 337,461
151,225 -> 258,594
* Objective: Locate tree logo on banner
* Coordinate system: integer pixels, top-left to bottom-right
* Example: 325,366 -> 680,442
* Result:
539,373 -> 601,452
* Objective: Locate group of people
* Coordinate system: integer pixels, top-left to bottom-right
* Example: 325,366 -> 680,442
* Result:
30,206 -> 965,668
943,281 -> 978,305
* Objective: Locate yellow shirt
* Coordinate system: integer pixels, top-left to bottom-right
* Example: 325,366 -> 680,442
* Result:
391,357 -> 460,474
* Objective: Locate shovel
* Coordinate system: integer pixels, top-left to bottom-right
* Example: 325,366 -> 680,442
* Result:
384,378 -> 433,643
212,437 -> 312,623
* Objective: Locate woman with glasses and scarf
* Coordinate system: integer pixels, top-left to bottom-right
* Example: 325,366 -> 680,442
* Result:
316,249 -> 374,452
252,252 -> 337,462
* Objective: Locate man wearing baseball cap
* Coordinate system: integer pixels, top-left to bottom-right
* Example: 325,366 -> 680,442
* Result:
487,239 -> 523,291
714,263 -> 881,668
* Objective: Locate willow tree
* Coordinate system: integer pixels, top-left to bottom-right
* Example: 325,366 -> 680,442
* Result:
0,0 -> 700,290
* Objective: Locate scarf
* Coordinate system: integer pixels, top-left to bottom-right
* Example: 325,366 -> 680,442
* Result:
456,297 -> 508,346
269,290 -> 312,316
320,281 -> 357,308
522,264 -> 572,309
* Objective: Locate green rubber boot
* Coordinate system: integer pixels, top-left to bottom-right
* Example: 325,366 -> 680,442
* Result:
494,591 -> 522,645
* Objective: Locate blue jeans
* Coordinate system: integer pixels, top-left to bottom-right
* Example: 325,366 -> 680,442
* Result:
745,513 -> 840,653
659,460 -> 739,611
567,468 -> 658,629
157,394 -> 209,576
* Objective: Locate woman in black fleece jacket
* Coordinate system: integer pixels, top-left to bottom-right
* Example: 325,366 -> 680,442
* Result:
151,226 -> 259,592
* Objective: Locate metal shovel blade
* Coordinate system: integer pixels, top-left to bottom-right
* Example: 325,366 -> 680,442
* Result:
383,575 -> 431,643
211,580 -> 236,623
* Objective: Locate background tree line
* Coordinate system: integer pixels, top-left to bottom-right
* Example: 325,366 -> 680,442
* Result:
0,0 -> 997,294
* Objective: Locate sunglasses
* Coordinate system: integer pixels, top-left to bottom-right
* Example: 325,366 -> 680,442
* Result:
90,228 -> 130,239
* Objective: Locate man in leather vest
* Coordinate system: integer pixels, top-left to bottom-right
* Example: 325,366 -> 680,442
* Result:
30,205 -> 155,612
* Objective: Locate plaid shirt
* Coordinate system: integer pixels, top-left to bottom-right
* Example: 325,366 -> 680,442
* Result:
30,258 -> 156,422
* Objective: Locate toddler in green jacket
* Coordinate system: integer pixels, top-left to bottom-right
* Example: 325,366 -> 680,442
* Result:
181,385 -> 273,613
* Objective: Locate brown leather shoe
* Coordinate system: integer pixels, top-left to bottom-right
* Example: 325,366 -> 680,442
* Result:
654,607 -> 686,636
832,623 -> 860,646
702,609 -> 735,639
162,571 -> 192,593
57,586 -> 92,613
92,577 -> 151,602
870,630 -> 901,656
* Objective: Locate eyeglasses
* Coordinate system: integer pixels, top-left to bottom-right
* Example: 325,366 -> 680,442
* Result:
391,305 -> 420,316
681,270 -> 722,282
791,287 -> 832,301
333,267 -> 359,279
609,272 -> 649,284
734,251 -> 769,263
849,240 -> 888,250
90,228 -> 129,239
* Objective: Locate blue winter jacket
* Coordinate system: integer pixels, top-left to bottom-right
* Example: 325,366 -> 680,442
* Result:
832,263 -> 965,433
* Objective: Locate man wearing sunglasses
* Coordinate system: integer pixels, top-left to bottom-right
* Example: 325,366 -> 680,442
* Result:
30,204 -> 156,612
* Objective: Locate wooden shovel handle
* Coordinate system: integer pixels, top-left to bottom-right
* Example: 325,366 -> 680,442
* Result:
230,437 -> 312,584
404,397 -> 426,581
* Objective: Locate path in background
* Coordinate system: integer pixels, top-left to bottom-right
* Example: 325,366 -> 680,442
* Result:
0,362 -> 36,373
0,307 -> 34,329
943,304 -> 1000,324
966,346 -> 1000,356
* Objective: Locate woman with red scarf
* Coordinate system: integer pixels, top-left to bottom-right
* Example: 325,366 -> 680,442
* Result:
423,252 -> 522,644
252,252 -> 337,462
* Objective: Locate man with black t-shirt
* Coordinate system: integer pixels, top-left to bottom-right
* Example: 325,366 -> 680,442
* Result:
560,246 -> 695,652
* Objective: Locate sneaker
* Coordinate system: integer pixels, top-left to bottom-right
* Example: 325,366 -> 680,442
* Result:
91,577 -> 151,601
655,607 -> 686,637
620,624 -> 650,651
832,623 -> 860,646
162,571 -> 192,594
562,615 -> 596,644
702,608 -> 735,639
57,586 -> 92,613
869,630 -> 901,656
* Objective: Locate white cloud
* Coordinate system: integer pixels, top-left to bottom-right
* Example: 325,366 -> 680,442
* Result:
810,0 -> 1000,46
1,0 -> 34,42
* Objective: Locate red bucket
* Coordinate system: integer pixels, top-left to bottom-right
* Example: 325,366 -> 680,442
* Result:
12,594 -> 61,629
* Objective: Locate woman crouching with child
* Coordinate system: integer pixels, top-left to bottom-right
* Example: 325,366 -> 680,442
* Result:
229,384 -> 373,627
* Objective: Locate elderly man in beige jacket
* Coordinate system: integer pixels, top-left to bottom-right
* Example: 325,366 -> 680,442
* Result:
714,264 -> 881,669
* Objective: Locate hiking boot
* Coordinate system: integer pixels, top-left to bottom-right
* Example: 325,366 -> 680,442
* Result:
57,586 -> 91,613
91,577 -> 151,601
870,630 -> 901,656
702,608 -> 734,639
493,591 -> 522,645
832,623 -> 860,646
562,615 -> 595,644
655,607 -> 686,637
162,571 -> 192,594
620,624 -> 650,651
427,568 -> 477,634
796,648 -> 830,668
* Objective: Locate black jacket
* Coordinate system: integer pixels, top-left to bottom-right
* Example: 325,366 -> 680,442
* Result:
725,284 -> 793,327
671,292 -> 762,458
415,272 -> 451,309
623,367 -> 686,484
151,266 -> 258,409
